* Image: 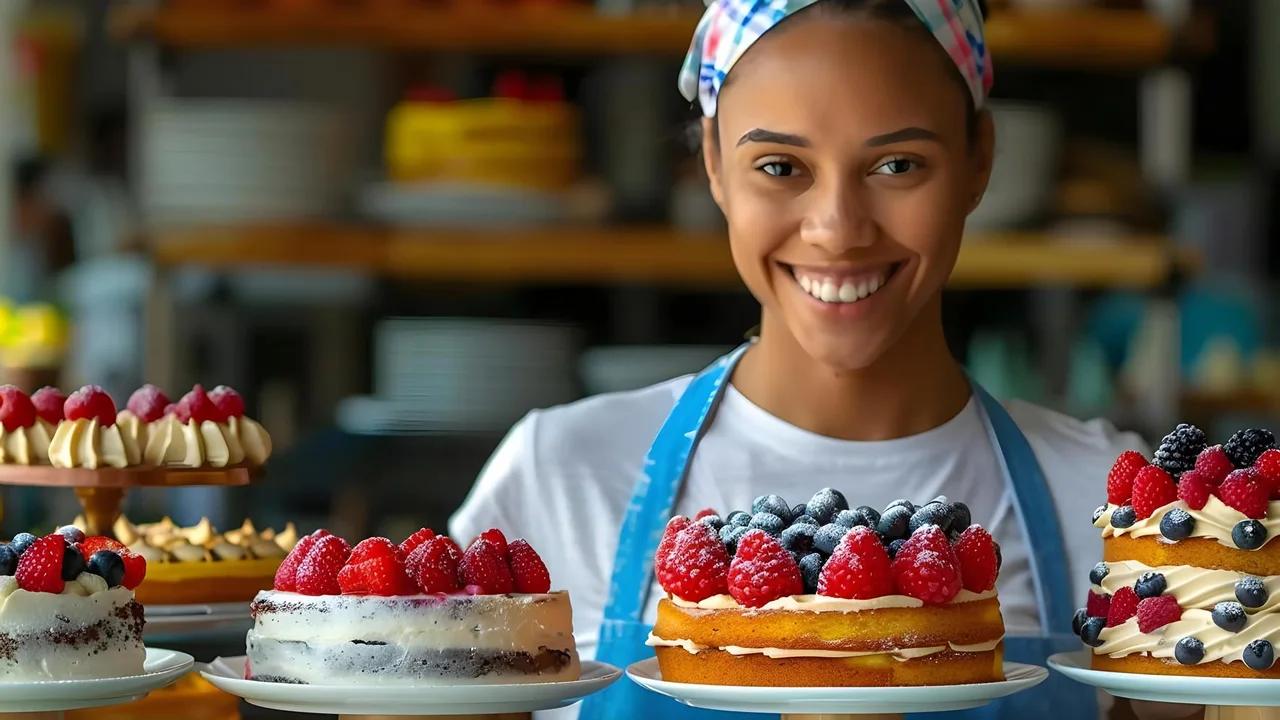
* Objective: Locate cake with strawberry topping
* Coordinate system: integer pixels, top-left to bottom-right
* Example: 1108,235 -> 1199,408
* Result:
0,526 -> 147,680
1079,424 -> 1280,677
141,384 -> 271,468
0,385 -> 51,464
648,490 -> 1005,687
245,527 -> 579,685
48,385 -> 140,469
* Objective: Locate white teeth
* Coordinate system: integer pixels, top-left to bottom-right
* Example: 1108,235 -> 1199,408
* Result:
794,269 -> 891,305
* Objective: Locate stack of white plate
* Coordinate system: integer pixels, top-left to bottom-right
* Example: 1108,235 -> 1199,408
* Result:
139,100 -> 350,227
338,318 -> 581,434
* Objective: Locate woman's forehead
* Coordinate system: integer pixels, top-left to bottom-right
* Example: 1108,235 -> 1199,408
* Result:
717,18 -> 970,145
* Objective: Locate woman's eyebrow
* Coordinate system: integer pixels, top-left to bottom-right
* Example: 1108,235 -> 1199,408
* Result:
736,128 -> 810,147
864,127 -> 940,147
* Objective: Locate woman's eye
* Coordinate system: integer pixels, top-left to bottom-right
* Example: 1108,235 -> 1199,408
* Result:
873,158 -> 918,176
759,161 -> 798,177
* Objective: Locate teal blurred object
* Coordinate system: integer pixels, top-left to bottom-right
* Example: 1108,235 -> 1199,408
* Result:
966,330 -> 1041,404
1088,284 -> 1261,379
1066,337 -> 1113,418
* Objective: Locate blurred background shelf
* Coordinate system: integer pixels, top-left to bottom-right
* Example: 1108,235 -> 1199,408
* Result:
112,5 -> 1213,66
146,225 -> 1196,289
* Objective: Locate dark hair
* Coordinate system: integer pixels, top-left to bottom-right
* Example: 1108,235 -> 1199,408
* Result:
690,0 -> 989,150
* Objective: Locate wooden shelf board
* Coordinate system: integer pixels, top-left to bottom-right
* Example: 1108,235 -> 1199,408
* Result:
112,5 -> 1212,65
147,225 -> 1193,289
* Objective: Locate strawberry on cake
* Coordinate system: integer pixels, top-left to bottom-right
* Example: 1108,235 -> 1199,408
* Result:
648,490 -> 1005,687
48,385 -> 140,469
245,527 -> 580,685
0,526 -> 147,680
1079,424 -> 1280,677
0,385 -> 51,465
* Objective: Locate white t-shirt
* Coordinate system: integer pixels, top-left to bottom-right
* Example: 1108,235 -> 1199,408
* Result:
450,376 -> 1148,706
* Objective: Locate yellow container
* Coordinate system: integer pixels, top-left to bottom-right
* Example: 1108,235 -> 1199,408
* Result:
386,97 -> 580,191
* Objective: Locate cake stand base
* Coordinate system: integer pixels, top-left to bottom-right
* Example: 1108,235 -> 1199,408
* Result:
1206,708 -> 1280,720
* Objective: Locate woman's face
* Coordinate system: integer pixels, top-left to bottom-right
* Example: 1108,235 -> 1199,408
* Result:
705,16 -> 994,371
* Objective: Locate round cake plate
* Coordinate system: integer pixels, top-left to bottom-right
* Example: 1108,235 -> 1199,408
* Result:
626,657 -> 1049,719
1049,651 -> 1280,720
200,656 -> 622,717
144,602 -> 251,638
0,464 -> 259,537
0,647 -> 193,717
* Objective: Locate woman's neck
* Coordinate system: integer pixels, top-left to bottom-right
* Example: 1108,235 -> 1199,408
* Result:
732,298 -> 971,441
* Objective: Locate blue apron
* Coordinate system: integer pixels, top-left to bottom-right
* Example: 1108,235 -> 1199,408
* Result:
580,344 -> 1089,720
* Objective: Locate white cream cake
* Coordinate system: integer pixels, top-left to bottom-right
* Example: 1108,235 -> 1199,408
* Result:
246,590 -> 580,685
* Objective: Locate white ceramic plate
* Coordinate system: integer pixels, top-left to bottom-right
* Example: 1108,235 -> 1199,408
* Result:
1048,651 -> 1280,706
202,657 -> 621,715
145,602 -> 251,637
0,648 -> 194,712
626,658 -> 1049,714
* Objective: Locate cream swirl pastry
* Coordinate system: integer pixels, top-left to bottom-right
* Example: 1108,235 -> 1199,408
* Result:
142,384 -> 271,468
116,383 -> 171,452
0,385 -> 51,465
49,385 -> 140,469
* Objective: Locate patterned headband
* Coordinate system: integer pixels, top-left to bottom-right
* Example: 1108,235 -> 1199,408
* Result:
678,0 -> 993,118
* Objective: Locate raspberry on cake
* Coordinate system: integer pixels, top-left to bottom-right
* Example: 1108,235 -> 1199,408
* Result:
1081,424 -> 1280,677
647,490 -> 1006,688
246,527 -> 580,686
48,385 -> 140,469
0,528 -> 146,680
0,385 -> 51,465
142,384 -> 272,468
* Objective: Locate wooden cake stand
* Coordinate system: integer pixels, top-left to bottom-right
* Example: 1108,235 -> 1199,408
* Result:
0,465 -> 259,537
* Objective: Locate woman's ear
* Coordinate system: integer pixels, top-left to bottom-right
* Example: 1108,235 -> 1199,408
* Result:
701,116 -> 727,208
968,109 -> 995,213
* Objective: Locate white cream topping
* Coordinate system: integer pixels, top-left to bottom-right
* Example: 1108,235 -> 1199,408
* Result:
0,423 -> 51,465
250,590 -> 576,651
231,415 -> 272,466
646,633 -> 1002,660
1095,560 -> 1280,613
1096,609 -> 1280,666
49,418 -> 140,469
670,588 -> 996,613
1095,498 -> 1280,549
143,415 -> 269,467
115,410 -> 148,452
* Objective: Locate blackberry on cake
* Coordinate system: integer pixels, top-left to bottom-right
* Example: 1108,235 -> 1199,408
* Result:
1225,428 -> 1276,469
647,491 -> 1006,688
1152,423 -> 1206,478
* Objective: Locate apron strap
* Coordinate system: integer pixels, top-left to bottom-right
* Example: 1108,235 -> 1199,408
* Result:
601,343 -> 752,623
971,384 -> 1075,636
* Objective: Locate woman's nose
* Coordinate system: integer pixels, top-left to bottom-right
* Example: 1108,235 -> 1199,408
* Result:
797,178 -> 876,254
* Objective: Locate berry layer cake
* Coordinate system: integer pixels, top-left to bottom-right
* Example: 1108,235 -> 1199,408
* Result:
649,490 -> 1005,687
247,528 -> 580,685
0,527 -> 147,680
1078,424 -> 1280,677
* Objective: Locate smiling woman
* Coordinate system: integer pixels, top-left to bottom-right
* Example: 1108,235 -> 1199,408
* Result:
450,2 -> 1148,719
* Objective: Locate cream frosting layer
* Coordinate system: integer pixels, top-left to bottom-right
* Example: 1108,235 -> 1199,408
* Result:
1094,560 -> 1280,613
249,590 -> 577,652
143,416 -> 271,467
1095,498 -> 1280,549
0,423 -> 50,465
1096,608 -> 1280,666
671,588 -> 997,613
646,633 -> 1002,660
0,574 -> 144,681
49,418 -> 140,469
116,410 -> 147,452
